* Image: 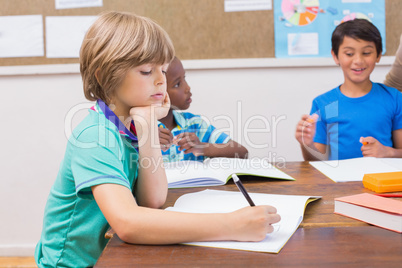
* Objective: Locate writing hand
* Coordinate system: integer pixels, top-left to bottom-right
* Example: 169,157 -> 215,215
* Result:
228,205 -> 281,241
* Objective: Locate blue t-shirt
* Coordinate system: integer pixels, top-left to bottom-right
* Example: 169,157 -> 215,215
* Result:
35,100 -> 139,267
311,83 -> 402,160
158,110 -> 230,162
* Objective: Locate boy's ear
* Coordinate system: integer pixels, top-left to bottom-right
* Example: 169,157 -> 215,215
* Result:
376,53 -> 382,63
331,49 -> 340,65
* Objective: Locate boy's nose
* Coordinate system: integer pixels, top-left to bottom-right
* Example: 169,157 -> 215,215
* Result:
155,72 -> 165,86
353,54 -> 363,64
185,81 -> 191,92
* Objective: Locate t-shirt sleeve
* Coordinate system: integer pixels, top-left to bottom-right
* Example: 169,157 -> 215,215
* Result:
310,99 -> 327,145
196,118 -> 230,144
392,91 -> 402,130
70,126 -> 132,199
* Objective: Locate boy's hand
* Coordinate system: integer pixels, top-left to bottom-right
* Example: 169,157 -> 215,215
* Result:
174,132 -> 206,156
228,205 -> 281,241
154,93 -> 171,120
360,136 -> 393,157
129,93 -> 170,119
295,114 -> 318,147
159,127 -> 173,151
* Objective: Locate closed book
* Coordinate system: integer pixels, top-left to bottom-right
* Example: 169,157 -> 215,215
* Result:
334,193 -> 402,233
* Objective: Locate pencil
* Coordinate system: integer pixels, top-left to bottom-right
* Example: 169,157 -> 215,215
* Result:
232,174 -> 255,206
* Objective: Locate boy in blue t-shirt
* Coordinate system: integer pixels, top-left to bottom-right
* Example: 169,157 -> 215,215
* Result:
158,57 -> 248,162
295,19 -> 402,160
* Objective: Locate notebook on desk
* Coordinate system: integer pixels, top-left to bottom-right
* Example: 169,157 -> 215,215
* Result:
309,157 -> 402,182
165,189 -> 320,253
164,157 -> 295,188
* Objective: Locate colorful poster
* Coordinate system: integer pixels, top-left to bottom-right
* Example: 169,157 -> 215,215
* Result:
274,0 -> 385,58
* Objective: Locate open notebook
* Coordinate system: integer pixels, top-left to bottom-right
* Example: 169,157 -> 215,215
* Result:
164,158 -> 294,188
166,189 -> 320,253
309,157 -> 402,182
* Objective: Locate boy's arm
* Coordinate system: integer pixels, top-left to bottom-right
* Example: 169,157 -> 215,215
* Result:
131,106 -> 168,209
92,183 -> 280,244
384,34 -> 402,92
175,133 -> 248,159
300,142 -> 327,161
392,129 -> 402,157
360,129 -> 402,158
200,139 -> 248,159
295,114 -> 328,161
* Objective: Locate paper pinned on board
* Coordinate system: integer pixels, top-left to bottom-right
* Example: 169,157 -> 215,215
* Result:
46,16 -> 98,58
224,0 -> 272,12
0,15 -> 44,58
55,0 -> 103,10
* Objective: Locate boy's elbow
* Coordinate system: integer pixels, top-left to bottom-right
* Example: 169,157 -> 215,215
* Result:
113,214 -> 144,244
242,148 -> 249,159
137,195 -> 166,209
237,147 -> 248,159
142,199 -> 165,209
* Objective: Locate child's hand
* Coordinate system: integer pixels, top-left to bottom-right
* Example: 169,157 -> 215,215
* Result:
295,114 -> 318,146
129,94 -> 170,121
360,137 -> 393,158
154,93 -> 171,120
228,205 -> 281,241
159,127 -> 173,151
174,132 -> 205,156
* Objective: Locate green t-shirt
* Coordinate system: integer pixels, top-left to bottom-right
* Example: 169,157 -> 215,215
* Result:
35,101 -> 138,267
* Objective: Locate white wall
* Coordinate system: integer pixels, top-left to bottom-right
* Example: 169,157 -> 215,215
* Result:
0,58 -> 393,256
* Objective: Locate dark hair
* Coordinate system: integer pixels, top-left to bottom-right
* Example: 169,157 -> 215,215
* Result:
331,19 -> 382,57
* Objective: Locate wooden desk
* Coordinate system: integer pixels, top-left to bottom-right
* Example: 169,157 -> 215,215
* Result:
95,162 -> 402,267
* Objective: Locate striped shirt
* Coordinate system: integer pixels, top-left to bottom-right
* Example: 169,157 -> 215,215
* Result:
158,110 -> 230,162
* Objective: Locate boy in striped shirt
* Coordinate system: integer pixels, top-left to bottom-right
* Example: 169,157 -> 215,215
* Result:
158,57 -> 248,162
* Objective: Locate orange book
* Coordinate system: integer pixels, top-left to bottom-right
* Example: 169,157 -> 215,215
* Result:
334,193 -> 402,233
363,171 -> 402,193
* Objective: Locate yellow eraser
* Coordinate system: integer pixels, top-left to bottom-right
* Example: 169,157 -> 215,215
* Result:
363,172 -> 402,193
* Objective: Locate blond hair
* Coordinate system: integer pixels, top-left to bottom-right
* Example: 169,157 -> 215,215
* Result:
80,11 -> 175,103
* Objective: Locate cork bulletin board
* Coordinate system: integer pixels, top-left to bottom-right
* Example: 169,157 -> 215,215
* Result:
0,0 -> 401,66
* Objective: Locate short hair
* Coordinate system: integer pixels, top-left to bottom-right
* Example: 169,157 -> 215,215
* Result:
331,19 -> 382,57
80,11 -> 175,103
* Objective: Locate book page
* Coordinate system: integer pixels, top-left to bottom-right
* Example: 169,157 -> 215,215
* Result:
309,157 -> 402,182
165,189 -> 320,253
164,158 -> 294,188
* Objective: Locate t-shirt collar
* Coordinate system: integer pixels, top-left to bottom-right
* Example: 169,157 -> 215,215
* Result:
172,110 -> 186,130
95,99 -> 138,142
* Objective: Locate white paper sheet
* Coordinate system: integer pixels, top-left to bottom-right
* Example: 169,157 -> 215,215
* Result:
309,157 -> 402,182
288,32 -> 319,56
46,16 -> 98,58
0,15 -> 44,58
166,189 -> 320,253
55,0 -> 103,9
224,0 -> 272,12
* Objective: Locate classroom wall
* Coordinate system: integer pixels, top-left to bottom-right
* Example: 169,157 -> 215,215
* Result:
0,59 -> 392,256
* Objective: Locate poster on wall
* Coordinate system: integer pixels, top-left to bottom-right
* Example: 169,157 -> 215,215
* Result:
273,0 -> 386,58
